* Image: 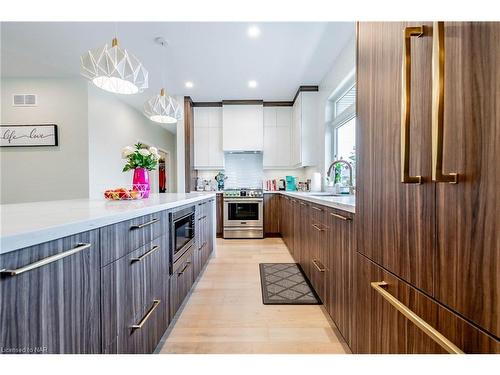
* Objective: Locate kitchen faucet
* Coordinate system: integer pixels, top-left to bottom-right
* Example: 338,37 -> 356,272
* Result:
327,159 -> 354,194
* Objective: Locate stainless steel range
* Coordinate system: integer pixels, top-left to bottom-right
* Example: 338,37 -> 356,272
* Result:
223,188 -> 264,239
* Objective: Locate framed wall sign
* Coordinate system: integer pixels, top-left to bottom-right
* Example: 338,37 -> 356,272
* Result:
0,124 -> 58,147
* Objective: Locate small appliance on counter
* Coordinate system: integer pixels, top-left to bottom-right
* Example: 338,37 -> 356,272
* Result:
285,176 -> 297,191
278,179 -> 286,191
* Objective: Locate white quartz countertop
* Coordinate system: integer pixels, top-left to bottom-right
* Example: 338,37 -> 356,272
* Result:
0,193 -> 215,254
265,191 -> 355,213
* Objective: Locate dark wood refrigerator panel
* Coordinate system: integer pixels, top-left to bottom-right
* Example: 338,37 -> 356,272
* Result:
355,253 -> 409,354
434,22 -> 500,338
356,22 -> 435,294
0,230 -> 101,354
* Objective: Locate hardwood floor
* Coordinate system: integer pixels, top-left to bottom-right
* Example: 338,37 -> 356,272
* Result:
159,238 -> 350,354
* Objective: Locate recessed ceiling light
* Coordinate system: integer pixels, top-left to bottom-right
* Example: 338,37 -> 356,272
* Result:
247,26 -> 261,38
185,81 -> 194,88
248,80 -> 257,88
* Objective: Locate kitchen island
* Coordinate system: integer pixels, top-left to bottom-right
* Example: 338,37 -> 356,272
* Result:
0,193 -> 216,354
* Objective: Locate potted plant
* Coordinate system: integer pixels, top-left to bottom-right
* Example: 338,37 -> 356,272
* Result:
122,142 -> 160,198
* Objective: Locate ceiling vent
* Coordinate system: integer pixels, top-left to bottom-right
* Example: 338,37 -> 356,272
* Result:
12,94 -> 37,106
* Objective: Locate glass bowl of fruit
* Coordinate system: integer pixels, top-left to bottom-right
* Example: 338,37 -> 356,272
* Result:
103,185 -> 147,200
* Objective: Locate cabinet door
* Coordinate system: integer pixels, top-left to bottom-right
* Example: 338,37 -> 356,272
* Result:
309,204 -> 328,303
298,200 -> 311,277
356,22 -> 435,294
326,209 -> 354,346
355,253 -> 409,354
169,249 -> 194,319
434,22 -> 500,337
264,194 -> 280,235
101,236 -> 167,354
0,231 -> 100,354
263,126 -> 277,167
275,126 -> 291,167
290,98 -> 301,166
215,194 -> 223,237
194,127 -> 210,168
208,127 -> 224,168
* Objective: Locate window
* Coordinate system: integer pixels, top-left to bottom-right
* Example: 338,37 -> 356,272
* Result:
327,78 -> 356,185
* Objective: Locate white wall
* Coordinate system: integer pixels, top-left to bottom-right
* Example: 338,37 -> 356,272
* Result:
1,78 -> 89,204
310,33 -> 356,188
87,85 -> 177,198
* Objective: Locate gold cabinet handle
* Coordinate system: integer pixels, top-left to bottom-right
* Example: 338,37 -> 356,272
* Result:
401,25 -> 424,184
311,206 -> 323,212
0,243 -> 91,276
312,259 -> 326,272
130,299 -> 161,330
371,281 -> 463,354
130,217 -> 159,230
312,224 -> 324,232
130,245 -> 160,263
330,212 -> 351,221
432,21 -> 458,184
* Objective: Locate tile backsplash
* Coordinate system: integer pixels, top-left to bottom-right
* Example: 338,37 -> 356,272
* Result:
224,152 -> 263,189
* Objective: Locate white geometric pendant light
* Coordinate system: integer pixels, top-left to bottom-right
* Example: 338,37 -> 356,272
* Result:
81,38 -> 148,95
144,88 -> 181,124
143,37 -> 181,124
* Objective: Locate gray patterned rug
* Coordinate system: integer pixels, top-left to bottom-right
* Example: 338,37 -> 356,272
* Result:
259,263 -> 321,305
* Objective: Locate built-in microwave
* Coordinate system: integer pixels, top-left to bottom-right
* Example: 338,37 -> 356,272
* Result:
169,206 -> 195,270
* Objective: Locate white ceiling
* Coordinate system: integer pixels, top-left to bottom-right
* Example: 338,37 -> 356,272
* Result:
1,22 -> 354,131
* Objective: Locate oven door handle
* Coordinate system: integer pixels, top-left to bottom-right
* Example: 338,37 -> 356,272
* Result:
224,198 -> 263,204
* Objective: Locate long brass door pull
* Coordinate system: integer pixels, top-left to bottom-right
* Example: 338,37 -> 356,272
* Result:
371,281 -> 463,354
130,300 -> 161,330
401,26 -> 424,184
432,21 -> 458,184
0,243 -> 91,276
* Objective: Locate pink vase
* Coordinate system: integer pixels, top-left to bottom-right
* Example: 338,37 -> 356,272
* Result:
133,168 -> 150,198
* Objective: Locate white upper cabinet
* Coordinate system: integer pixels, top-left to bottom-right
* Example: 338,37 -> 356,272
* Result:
290,91 -> 318,167
263,106 -> 292,169
194,107 -> 224,169
222,104 -> 264,151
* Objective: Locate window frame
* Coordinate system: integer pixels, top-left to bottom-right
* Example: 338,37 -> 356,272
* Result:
329,80 -> 356,161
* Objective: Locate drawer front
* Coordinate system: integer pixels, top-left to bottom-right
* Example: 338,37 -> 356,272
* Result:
0,230 -> 101,354
101,236 -> 168,354
169,247 -> 194,319
356,252 -> 499,354
355,253 -> 409,354
406,283 -> 500,354
100,211 -> 166,266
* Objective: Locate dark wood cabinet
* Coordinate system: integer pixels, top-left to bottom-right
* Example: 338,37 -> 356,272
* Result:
215,194 -> 223,238
355,252 -> 499,354
433,22 -> 500,338
100,212 -> 166,267
0,230 -> 101,354
264,193 -> 280,235
355,253 -> 411,354
356,21 -> 500,351
356,21 -> 435,295
169,246 -> 194,319
297,200 -> 311,277
326,208 -> 354,346
101,235 -> 169,354
309,204 -> 328,303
